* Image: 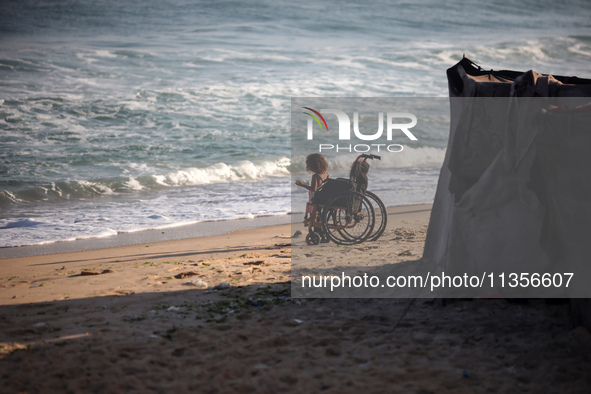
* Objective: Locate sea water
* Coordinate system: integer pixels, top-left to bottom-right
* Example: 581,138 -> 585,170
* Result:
1,0 -> 590,248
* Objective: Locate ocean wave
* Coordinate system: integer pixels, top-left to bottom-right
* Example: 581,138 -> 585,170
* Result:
0,218 -> 45,229
0,158 -> 292,206
150,158 -> 291,187
1,149 -> 445,207
461,36 -> 591,76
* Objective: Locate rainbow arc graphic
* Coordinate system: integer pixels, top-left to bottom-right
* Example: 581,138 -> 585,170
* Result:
302,107 -> 328,131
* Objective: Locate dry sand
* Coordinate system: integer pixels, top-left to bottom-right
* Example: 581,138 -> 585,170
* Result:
1,204 -> 590,393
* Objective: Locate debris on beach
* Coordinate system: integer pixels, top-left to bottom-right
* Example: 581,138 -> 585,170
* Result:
183,278 -> 208,289
213,281 -> 231,291
80,269 -> 101,276
242,260 -> 265,266
271,243 -> 291,248
174,271 -> 200,279
80,268 -> 116,276
392,228 -> 426,241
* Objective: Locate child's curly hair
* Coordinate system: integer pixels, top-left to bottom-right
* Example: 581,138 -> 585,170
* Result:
305,153 -> 328,174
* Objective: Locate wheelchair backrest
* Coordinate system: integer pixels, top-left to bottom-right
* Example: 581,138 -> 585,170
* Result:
312,178 -> 355,205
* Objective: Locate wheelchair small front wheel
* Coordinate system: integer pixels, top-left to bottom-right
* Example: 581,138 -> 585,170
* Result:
306,231 -> 320,245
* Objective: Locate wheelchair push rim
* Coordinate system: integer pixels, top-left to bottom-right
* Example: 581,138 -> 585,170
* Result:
321,191 -> 375,245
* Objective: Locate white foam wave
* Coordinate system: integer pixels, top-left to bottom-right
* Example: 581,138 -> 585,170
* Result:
473,41 -> 550,63
568,43 -> 591,58
95,50 -> 118,58
77,180 -> 115,195
124,177 -> 144,191
152,158 -> 291,186
202,48 -> 294,63
356,56 -> 433,71
0,191 -> 25,204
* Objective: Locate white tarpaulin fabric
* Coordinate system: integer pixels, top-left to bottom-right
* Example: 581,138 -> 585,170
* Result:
423,57 -> 591,299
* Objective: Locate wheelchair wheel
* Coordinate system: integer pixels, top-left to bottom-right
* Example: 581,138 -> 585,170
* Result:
322,191 -> 375,245
365,191 -> 387,241
305,231 -> 320,245
336,191 -> 386,242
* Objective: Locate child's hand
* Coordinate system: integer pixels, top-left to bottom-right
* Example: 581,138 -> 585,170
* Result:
295,180 -> 303,186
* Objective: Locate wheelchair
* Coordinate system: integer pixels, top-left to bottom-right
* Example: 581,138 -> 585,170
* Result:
302,154 -> 387,246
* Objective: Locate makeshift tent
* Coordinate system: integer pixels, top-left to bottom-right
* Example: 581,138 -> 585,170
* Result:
423,58 -> 591,321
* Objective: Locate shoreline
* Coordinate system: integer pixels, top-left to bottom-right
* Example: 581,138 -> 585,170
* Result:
0,214 -> 292,259
0,203 -> 433,259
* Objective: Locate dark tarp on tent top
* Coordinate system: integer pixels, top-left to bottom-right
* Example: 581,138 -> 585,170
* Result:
423,57 -> 591,324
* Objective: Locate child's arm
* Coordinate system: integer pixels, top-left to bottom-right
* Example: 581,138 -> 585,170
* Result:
295,180 -> 314,192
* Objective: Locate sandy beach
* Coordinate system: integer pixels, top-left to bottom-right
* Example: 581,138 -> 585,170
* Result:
1,204 -> 590,393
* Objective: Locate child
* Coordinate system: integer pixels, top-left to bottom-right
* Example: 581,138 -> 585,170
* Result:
295,153 -> 329,230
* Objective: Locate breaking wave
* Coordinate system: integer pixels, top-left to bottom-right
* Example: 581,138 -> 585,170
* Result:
0,157 -> 291,207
